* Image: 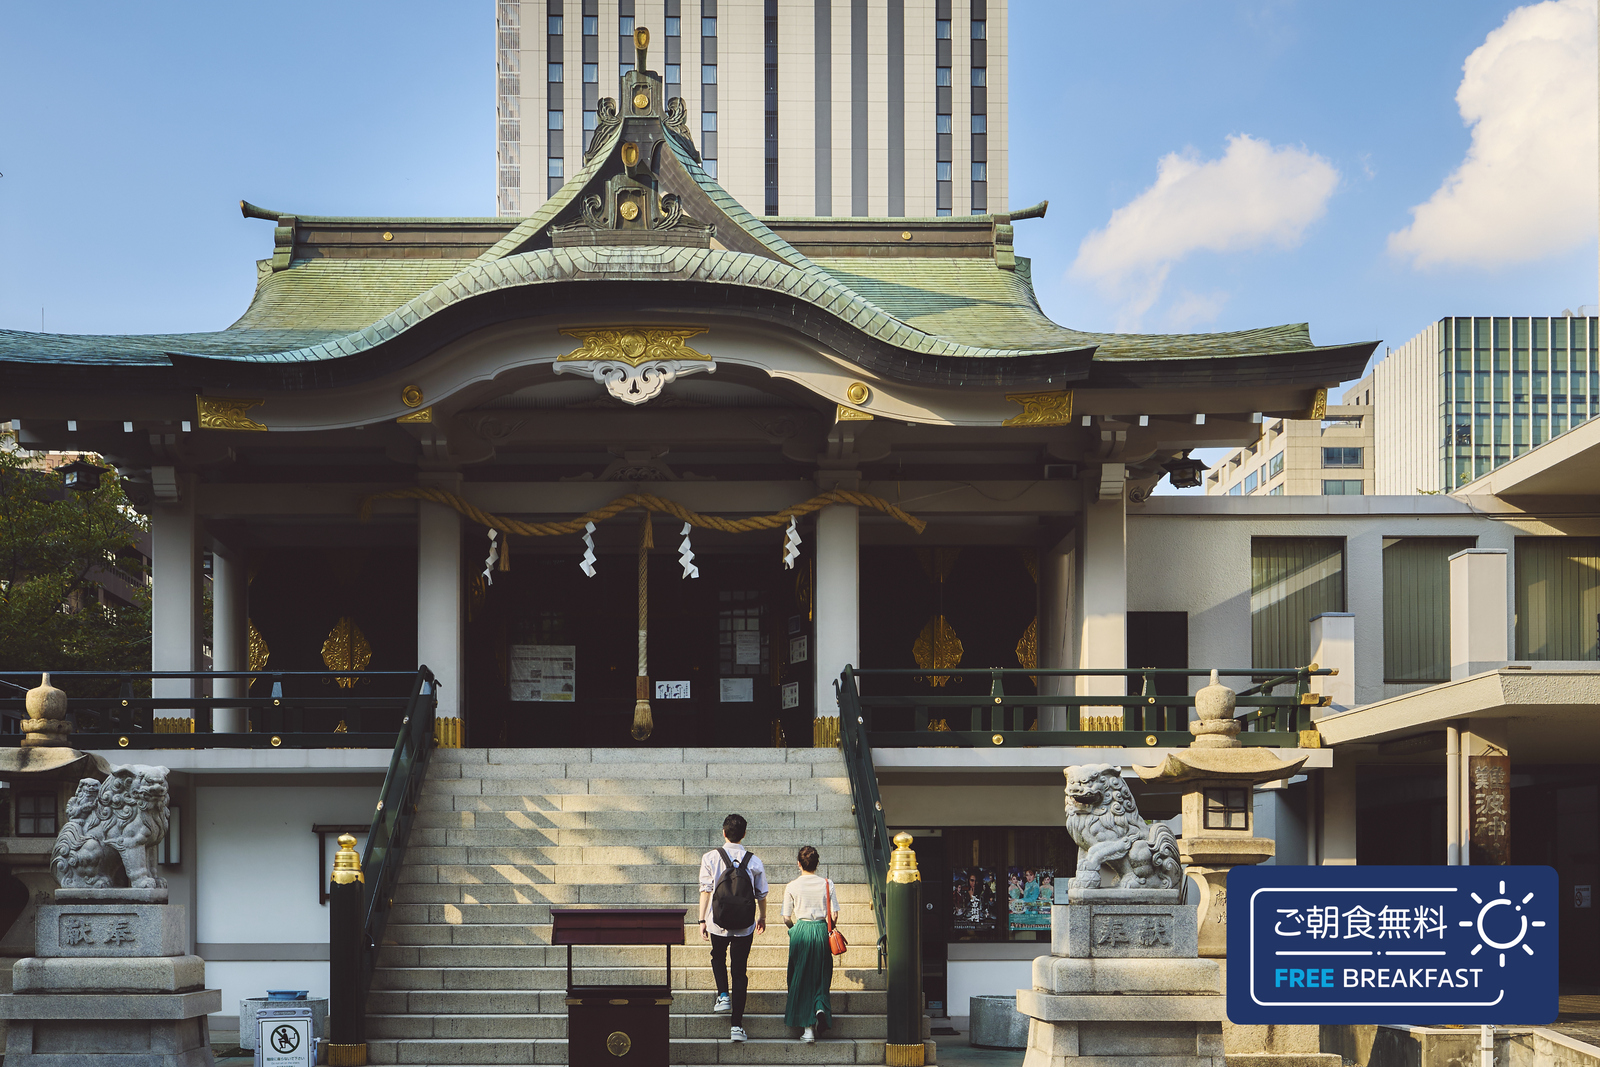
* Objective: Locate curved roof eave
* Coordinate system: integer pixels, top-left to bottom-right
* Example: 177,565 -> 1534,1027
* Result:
162,246 -> 1101,386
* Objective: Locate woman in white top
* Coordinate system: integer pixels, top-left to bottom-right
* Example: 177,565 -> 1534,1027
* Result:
781,845 -> 838,1044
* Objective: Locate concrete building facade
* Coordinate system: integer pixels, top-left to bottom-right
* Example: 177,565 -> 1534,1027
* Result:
495,0 -> 1007,218
1203,400 -> 1375,497
1365,316 -> 1600,494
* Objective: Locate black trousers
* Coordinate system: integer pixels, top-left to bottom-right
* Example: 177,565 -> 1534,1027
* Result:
709,933 -> 754,1025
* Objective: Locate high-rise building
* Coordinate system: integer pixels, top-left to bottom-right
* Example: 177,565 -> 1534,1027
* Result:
1366,316 -> 1600,493
494,0 -> 1008,218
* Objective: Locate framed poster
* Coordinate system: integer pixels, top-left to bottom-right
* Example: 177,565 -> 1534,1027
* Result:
655,681 -> 691,699
789,635 -> 808,664
734,631 -> 762,665
720,677 -> 754,702
781,682 -> 800,709
509,645 -> 576,702
1006,866 -> 1056,932
950,867 -> 1002,936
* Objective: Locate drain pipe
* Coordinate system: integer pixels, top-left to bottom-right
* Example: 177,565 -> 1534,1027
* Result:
1446,724 -> 1461,865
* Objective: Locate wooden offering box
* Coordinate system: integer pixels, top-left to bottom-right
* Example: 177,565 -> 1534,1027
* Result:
551,907 -> 686,1066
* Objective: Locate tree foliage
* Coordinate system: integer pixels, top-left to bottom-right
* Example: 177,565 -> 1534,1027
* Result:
0,433 -> 152,679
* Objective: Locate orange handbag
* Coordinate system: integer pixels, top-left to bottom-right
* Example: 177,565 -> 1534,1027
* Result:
825,880 -> 847,955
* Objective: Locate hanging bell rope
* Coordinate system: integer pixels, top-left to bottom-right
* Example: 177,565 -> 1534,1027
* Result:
633,513 -> 654,741
358,487 -> 927,538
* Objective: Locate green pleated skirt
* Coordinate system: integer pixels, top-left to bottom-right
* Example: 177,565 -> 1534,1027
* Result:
784,919 -> 835,1029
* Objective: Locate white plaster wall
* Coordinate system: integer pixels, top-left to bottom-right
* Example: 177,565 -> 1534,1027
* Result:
195,784 -> 380,1025
880,784 -> 1061,826
1127,499 -> 1513,707
948,959 -> 1033,1015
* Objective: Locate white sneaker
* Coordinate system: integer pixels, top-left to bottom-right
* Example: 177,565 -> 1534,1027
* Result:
801,1027 -> 815,1044
713,993 -> 731,1013
730,1025 -> 748,1043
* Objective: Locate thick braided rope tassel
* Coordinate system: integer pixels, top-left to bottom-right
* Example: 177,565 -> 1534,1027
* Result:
632,514 -> 653,741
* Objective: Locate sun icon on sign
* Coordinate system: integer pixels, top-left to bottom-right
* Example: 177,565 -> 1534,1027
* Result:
1456,879 -> 1549,967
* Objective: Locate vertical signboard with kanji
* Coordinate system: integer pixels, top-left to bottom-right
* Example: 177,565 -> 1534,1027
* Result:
1471,754 -> 1511,866
1228,865 -> 1559,1025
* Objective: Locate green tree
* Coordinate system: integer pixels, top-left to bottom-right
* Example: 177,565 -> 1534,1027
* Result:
0,433 -> 151,683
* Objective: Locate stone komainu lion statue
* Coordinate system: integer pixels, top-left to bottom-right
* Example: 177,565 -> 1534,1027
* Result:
50,765 -> 170,890
1064,763 -> 1183,891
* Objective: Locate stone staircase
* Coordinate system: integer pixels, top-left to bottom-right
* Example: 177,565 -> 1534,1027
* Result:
366,746 -> 935,1065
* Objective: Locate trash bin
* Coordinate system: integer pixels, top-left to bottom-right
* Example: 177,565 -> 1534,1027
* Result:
255,1004 -> 316,1067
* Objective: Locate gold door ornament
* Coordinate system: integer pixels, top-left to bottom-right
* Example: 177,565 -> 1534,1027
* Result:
913,616 -> 963,688
247,620 -> 270,674
321,617 -> 372,688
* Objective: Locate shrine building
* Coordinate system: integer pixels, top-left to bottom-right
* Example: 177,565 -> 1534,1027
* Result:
16,30 -> 1594,1044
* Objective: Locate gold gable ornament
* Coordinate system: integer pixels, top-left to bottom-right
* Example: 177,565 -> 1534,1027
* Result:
1303,387 -> 1328,420
1001,390 -> 1073,427
553,327 -> 715,406
196,396 -> 267,431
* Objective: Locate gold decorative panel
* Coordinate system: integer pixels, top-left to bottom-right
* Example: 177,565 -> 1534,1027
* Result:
558,326 -> 710,366
913,616 -> 963,688
835,404 -> 873,422
1303,387 -> 1328,420
196,396 -> 267,431
396,406 -> 433,423
247,620 -> 270,672
812,715 -> 840,749
1001,390 -> 1073,427
321,616 -> 372,688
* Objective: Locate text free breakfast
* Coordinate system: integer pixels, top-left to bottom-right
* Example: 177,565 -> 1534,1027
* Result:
1274,967 -> 1488,990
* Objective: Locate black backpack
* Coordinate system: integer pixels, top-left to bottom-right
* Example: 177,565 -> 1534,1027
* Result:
711,848 -> 757,930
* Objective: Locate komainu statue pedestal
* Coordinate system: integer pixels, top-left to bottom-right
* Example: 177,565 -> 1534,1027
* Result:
0,762 -> 219,1065
1017,886 -> 1224,1067
1017,763 -> 1225,1066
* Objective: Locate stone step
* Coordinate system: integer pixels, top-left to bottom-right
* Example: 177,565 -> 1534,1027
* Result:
371,964 -> 886,992
406,827 -> 862,850
390,881 -> 874,906
411,809 -> 858,832
430,760 -> 837,782
366,989 -> 888,1016
364,1036 -> 918,1065
431,747 -> 847,766
374,937 -> 883,968
384,902 -> 878,927
422,777 -> 851,798
397,845 -> 865,870
422,792 -> 855,815
366,1011 -> 889,1040
398,861 -> 872,887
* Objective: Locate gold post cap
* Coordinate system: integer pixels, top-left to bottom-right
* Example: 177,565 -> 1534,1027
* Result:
332,833 -> 364,885
889,832 -> 919,882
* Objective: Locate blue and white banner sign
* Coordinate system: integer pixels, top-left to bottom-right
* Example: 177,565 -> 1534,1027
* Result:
1227,865 -> 1558,1025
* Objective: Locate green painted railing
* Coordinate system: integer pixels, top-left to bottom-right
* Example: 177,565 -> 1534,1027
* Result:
843,665 -> 1332,749
834,676 -> 891,972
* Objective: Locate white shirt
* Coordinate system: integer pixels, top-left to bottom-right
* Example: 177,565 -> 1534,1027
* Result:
782,873 -> 836,923
698,843 -> 769,937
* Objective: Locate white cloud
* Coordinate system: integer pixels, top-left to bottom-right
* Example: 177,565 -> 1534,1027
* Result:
1389,0 -> 1599,268
1071,135 -> 1340,328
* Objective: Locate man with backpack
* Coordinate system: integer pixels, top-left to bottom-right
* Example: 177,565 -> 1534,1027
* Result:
697,813 -> 768,1043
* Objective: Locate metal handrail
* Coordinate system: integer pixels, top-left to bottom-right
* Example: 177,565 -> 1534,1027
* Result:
850,665 -> 1330,746
357,667 -> 439,1010
0,669 -> 423,747
834,667 -> 890,971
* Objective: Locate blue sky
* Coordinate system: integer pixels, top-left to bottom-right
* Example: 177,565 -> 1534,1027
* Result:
2,0 -> 1595,379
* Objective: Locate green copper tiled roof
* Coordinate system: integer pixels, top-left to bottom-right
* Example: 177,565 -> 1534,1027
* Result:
230,259 -> 477,332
